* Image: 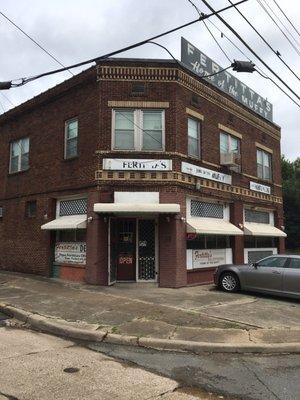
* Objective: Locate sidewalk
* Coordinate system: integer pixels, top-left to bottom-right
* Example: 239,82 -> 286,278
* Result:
0,271 -> 299,353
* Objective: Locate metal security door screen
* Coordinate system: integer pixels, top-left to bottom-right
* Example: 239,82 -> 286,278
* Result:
138,220 -> 156,281
111,219 -> 136,281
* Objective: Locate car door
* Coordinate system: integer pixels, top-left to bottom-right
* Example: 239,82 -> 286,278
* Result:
283,258 -> 300,297
243,256 -> 287,293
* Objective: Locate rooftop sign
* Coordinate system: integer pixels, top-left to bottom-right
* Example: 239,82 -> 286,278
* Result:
181,37 -> 273,122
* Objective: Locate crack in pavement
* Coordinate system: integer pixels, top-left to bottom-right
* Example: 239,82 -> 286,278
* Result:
0,390 -> 19,400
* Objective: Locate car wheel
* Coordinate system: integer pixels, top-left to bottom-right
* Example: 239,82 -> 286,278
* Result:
220,272 -> 240,292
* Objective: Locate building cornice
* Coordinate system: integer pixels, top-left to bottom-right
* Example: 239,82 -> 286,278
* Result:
97,65 -> 280,141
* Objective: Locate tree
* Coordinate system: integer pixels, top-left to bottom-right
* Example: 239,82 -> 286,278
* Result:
281,156 -> 300,249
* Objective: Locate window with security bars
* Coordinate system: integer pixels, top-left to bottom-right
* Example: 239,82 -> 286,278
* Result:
59,198 -> 87,216
191,200 -> 224,219
245,209 -> 270,224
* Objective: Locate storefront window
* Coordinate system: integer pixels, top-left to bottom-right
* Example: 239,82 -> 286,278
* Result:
244,236 -> 275,248
57,230 -> 86,242
187,235 -> 230,249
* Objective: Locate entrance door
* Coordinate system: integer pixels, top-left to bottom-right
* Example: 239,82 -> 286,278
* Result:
110,219 -> 136,281
138,219 -> 156,281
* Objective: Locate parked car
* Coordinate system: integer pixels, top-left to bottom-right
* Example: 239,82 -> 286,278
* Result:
214,255 -> 300,299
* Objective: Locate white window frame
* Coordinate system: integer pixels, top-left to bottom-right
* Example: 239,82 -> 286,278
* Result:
220,131 -> 240,155
9,137 -> 30,174
186,197 -> 230,221
256,148 -> 272,181
64,118 -> 78,159
112,109 -> 165,151
187,117 -> 201,159
243,207 -> 274,226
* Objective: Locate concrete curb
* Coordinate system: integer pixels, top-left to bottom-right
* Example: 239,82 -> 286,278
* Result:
1,303 -> 299,354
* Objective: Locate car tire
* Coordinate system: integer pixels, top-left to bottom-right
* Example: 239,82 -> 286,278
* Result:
220,272 -> 240,293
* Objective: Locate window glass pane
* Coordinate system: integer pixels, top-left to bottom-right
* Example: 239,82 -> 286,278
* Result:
10,156 -> 19,173
143,111 -> 162,130
143,111 -> 162,150
115,111 -> 134,130
186,236 -> 206,249
287,258 -> 300,269
66,137 -> 77,158
220,133 -> 228,153
21,153 -> 29,170
115,131 -> 134,149
191,200 -> 224,219
21,138 -> 30,154
188,118 -> 198,139
143,130 -> 162,150
230,136 -> 239,153
263,152 -> 270,167
258,257 -> 287,268
11,141 -> 21,157
188,136 -> 199,157
245,209 -> 270,224
257,164 -> 263,179
66,120 -> 78,139
257,149 -> 263,164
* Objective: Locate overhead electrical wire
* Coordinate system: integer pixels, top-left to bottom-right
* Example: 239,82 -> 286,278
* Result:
0,11 -> 74,76
199,0 -> 300,107
259,0 -> 300,49
255,0 -> 300,56
271,0 -> 300,39
227,0 -> 299,82
0,0 -> 248,89
187,0 -> 232,63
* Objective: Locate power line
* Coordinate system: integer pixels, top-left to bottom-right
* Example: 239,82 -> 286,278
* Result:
271,0 -> 300,39
255,0 -> 300,56
196,9 -> 300,107
0,0 -> 249,89
187,0 -> 231,63
199,0 -> 300,106
227,0 -> 299,82
0,11 -> 74,76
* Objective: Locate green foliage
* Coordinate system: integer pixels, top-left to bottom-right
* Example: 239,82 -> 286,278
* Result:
281,156 -> 300,249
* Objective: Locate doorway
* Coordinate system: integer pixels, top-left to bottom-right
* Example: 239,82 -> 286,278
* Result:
109,218 -> 157,284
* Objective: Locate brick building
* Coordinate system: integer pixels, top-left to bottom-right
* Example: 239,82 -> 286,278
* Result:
0,57 -> 286,287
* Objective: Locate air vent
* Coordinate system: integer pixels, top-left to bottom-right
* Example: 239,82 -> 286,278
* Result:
190,94 -> 200,107
131,83 -> 146,95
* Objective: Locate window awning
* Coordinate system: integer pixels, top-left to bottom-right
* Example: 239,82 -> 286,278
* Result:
187,218 -> 244,236
243,222 -> 287,237
93,203 -> 180,214
41,215 -> 87,230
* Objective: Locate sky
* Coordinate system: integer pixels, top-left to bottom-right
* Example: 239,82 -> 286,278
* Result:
0,0 -> 299,160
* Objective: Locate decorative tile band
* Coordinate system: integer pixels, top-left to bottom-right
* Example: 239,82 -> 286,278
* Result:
94,169 -> 282,204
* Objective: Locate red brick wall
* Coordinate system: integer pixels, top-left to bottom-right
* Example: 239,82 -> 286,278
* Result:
60,264 -> 85,282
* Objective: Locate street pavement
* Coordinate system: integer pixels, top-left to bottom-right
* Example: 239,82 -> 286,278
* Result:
0,326 -> 219,400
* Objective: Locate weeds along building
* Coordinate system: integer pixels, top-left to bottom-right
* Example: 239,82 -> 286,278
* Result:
0,51 -> 286,287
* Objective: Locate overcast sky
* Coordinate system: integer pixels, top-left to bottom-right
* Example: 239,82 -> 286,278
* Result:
0,0 -> 299,160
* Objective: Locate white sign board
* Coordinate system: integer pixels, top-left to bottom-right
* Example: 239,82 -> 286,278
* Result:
181,162 -> 232,184
192,249 -> 227,269
103,158 -> 172,171
55,242 -> 86,265
250,181 -> 271,194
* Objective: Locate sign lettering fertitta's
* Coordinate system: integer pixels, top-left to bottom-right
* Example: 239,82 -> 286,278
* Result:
181,37 -> 273,122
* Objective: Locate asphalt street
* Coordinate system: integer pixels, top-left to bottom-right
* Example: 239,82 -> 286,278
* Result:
89,342 -> 300,400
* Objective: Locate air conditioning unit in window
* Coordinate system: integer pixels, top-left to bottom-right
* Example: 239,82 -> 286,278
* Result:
220,152 -> 240,167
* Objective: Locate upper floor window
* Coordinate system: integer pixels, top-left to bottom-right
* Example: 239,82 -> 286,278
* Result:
65,118 -> 78,159
10,137 -> 29,173
58,198 -> 87,217
220,132 -> 240,155
245,209 -> 270,224
188,118 -> 201,158
113,109 -> 164,151
25,200 -> 37,218
257,148 -> 272,180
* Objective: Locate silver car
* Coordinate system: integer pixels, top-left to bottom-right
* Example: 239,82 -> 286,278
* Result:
214,255 -> 300,299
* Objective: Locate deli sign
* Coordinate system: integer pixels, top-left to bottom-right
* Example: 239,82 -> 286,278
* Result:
55,242 -> 86,265
181,37 -> 273,122
103,158 -> 172,171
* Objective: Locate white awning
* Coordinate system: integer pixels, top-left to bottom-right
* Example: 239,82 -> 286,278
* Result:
41,215 -> 87,230
244,222 -> 287,237
187,218 -> 244,236
93,203 -> 180,214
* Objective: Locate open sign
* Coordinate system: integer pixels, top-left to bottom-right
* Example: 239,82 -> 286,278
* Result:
119,255 -> 133,265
